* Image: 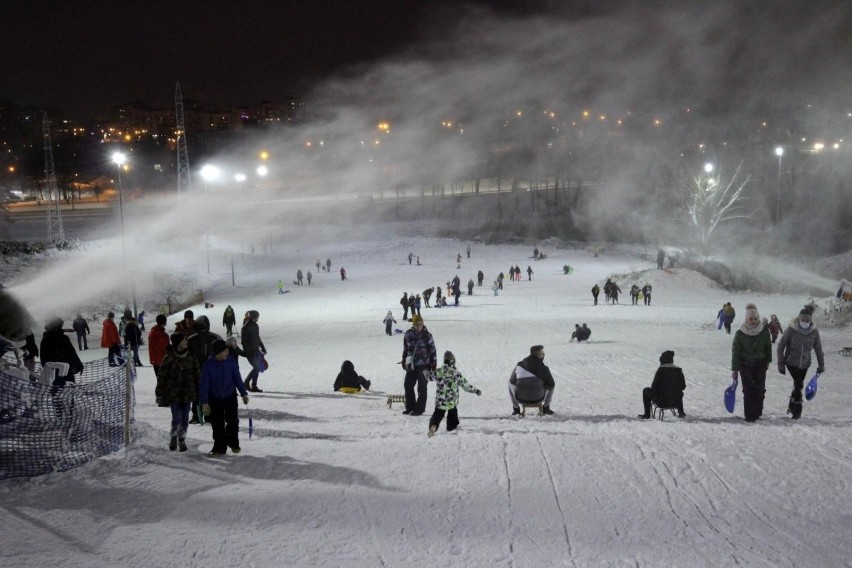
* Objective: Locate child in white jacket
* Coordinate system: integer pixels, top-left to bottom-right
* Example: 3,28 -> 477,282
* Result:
427,350 -> 481,437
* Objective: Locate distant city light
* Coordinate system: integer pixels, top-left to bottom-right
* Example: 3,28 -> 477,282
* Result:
814,142 -> 824,151
377,121 -> 390,132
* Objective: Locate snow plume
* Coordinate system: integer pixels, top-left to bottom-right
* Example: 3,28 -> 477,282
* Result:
189,1 -> 852,251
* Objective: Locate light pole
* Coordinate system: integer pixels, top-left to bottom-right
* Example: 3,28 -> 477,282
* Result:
200,165 -> 220,273
112,151 -> 137,316
774,146 -> 784,224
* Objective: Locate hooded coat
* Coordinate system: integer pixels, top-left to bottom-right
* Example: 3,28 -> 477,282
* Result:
40,320 -> 84,381
156,348 -> 200,404
777,317 -> 824,370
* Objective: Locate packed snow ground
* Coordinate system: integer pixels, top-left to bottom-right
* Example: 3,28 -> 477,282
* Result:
3,231 -> 852,567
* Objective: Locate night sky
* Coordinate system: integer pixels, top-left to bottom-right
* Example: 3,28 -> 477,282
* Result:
1,0 -> 551,118
3,1 -> 852,120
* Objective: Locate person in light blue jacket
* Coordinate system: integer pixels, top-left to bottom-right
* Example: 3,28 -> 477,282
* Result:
200,339 -> 249,456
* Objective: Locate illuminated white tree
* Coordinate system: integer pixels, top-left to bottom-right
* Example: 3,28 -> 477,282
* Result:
685,161 -> 751,247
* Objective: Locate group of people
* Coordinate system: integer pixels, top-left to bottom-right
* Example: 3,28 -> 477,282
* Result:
145,307 -> 267,455
640,303 -> 825,422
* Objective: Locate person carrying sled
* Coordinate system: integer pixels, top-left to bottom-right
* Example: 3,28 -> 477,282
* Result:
731,303 -> 772,422
400,314 -> 437,416
241,310 -> 267,392
427,350 -> 480,437
638,350 -> 686,419
776,309 -> 824,420
509,345 -> 555,415
334,360 -> 371,393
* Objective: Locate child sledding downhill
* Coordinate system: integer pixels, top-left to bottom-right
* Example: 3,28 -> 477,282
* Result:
426,350 -> 481,437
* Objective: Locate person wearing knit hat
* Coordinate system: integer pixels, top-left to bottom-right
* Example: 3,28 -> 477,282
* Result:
156,331 -> 200,452
731,302 -> 772,422
199,333 -> 249,456
638,350 -> 686,419
776,308 -> 825,419
508,345 -> 556,415
426,350 -> 481,437
400,313 -> 437,415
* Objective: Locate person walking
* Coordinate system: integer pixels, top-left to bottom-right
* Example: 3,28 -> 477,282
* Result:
222,305 -> 236,336
241,310 -> 267,392
101,311 -> 122,366
148,314 -> 170,377
306,270 -> 312,285
526,266 -> 533,280
296,269 -> 304,286
400,292 -> 409,321
731,303 -> 772,422
477,270 -> 484,287
400,314 -> 436,416
200,339 -> 249,456
427,350 -> 481,437
767,314 -> 782,344
467,279 -> 474,296
156,333 -> 200,452
123,314 -> 144,366
278,280 -> 285,294
776,309 -> 825,419
592,284 -> 600,305
72,313 -> 90,350
642,284 -> 652,306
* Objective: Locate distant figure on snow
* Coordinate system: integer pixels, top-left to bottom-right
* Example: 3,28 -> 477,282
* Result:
334,360 -> 371,393
383,311 -> 397,336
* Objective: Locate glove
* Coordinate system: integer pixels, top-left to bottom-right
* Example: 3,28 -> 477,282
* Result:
242,395 -> 249,405
155,397 -> 166,407
475,389 -> 482,396
201,404 -> 211,416
817,367 -> 824,374
778,365 -> 786,375
731,371 -> 738,381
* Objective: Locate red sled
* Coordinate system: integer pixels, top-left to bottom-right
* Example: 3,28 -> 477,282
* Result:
261,356 -> 269,372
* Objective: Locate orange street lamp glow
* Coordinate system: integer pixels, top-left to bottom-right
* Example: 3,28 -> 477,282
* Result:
259,151 -> 269,160
377,122 -> 390,132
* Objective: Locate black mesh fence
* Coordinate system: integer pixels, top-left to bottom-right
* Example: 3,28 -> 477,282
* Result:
0,349 -> 136,479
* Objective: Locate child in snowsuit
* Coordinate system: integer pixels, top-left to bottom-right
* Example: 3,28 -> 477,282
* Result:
768,315 -> 782,343
427,350 -> 481,437
383,311 -> 397,336
333,360 -> 371,393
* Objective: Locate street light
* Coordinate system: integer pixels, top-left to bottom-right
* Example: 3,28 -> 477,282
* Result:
774,146 -> 784,224
703,162 -> 714,174
111,151 -> 137,318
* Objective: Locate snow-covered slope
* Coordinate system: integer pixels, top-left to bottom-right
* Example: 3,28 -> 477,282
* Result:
2,233 -> 851,567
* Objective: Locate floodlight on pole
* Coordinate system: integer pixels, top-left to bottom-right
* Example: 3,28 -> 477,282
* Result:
703,162 -> 714,174
112,151 -> 136,316
775,146 -> 784,224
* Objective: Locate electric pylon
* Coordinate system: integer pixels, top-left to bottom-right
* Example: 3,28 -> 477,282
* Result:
175,82 -> 191,193
43,112 -> 65,242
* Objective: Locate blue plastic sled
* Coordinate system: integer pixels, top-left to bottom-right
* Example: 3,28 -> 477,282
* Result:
805,373 -> 820,401
724,378 -> 737,413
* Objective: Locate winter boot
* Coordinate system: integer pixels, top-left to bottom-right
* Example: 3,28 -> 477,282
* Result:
363,379 -> 371,391
169,436 -> 178,451
512,407 -> 521,415
178,439 -> 187,452
427,424 -> 438,438
788,397 -> 803,420
542,406 -> 554,415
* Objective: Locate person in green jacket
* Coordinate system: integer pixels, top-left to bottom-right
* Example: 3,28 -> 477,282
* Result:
731,303 -> 772,422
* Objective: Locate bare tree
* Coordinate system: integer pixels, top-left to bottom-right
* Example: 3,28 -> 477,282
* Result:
685,161 -> 752,247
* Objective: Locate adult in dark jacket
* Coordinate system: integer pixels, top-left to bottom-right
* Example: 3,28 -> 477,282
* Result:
639,350 -> 686,418
422,288 -> 434,307
509,345 -> 555,415
222,305 -> 237,336
187,315 -> 223,421
123,316 -> 144,366
155,333 -> 200,451
199,339 -> 249,456
72,313 -> 90,350
400,314 -> 437,415
400,292 -> 409,320
477,270 -> 484,286
776,309 -> 825,419
39,317 -> 84,387
467,279 -> 474,296
333,360 -> 371,393
642,284 -> 652,306
240,310 -> 267,392
591,284 -> 600,305
732,303 -> 772,422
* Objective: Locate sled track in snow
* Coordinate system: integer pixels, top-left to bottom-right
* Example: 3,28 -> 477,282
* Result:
499,433 -> 516,568
533,432 -> 574,562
